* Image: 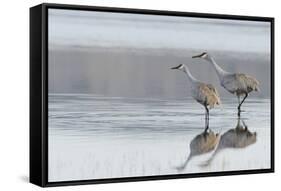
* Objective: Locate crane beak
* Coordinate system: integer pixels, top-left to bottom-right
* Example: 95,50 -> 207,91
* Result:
192,52 -> 206,58
171,64 -> 182,70
192,55 -> 201,58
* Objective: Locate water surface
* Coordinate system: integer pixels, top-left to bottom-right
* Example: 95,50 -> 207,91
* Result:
48,94 -> 271,182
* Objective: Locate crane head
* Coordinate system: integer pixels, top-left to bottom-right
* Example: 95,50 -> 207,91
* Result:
192,52 -> 208,59
171,64 -> 183,70
171,64 -> 185,72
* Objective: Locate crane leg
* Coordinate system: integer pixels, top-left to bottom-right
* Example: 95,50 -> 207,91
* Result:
238,93 -> 248,117
237,96 -> 241,116
207,108 -> 210,129
205,109 -> 207,129
204,106 -> 209,133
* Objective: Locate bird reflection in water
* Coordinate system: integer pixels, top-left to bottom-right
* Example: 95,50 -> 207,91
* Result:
201,117 -> 257,167
176,129 -> 220,171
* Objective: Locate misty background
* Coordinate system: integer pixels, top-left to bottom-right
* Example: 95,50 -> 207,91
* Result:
48,9 -> 271,99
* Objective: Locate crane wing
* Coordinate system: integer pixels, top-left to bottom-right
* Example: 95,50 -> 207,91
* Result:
206,84 -> 220,98
237,73 -> 260,92
222,74 -> 260,94
195,83 -> 221,108
221,74 -> 239,93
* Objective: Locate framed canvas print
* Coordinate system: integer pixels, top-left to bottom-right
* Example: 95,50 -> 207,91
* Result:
30,3 -> 274,187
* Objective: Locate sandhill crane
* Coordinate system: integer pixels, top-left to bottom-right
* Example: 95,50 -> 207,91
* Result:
171,64 -> 221,130
176,130 -> 220,170
201,117 -> 257,166
192,52 -> 260,116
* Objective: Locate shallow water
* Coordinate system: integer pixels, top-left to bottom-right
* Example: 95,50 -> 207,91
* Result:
48,94 -> 271,182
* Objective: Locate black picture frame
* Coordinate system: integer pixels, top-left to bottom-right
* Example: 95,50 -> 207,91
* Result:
30,3 -> 275,187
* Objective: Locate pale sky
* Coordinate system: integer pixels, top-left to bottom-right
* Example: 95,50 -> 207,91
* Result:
49,9 -> 271,53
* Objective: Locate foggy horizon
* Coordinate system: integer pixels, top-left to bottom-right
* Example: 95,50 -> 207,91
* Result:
48,9 -> 271,99
49,9 -> 270,53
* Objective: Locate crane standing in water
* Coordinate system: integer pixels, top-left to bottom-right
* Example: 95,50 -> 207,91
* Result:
171,64 -> 221,131
192,52 -> 260,116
